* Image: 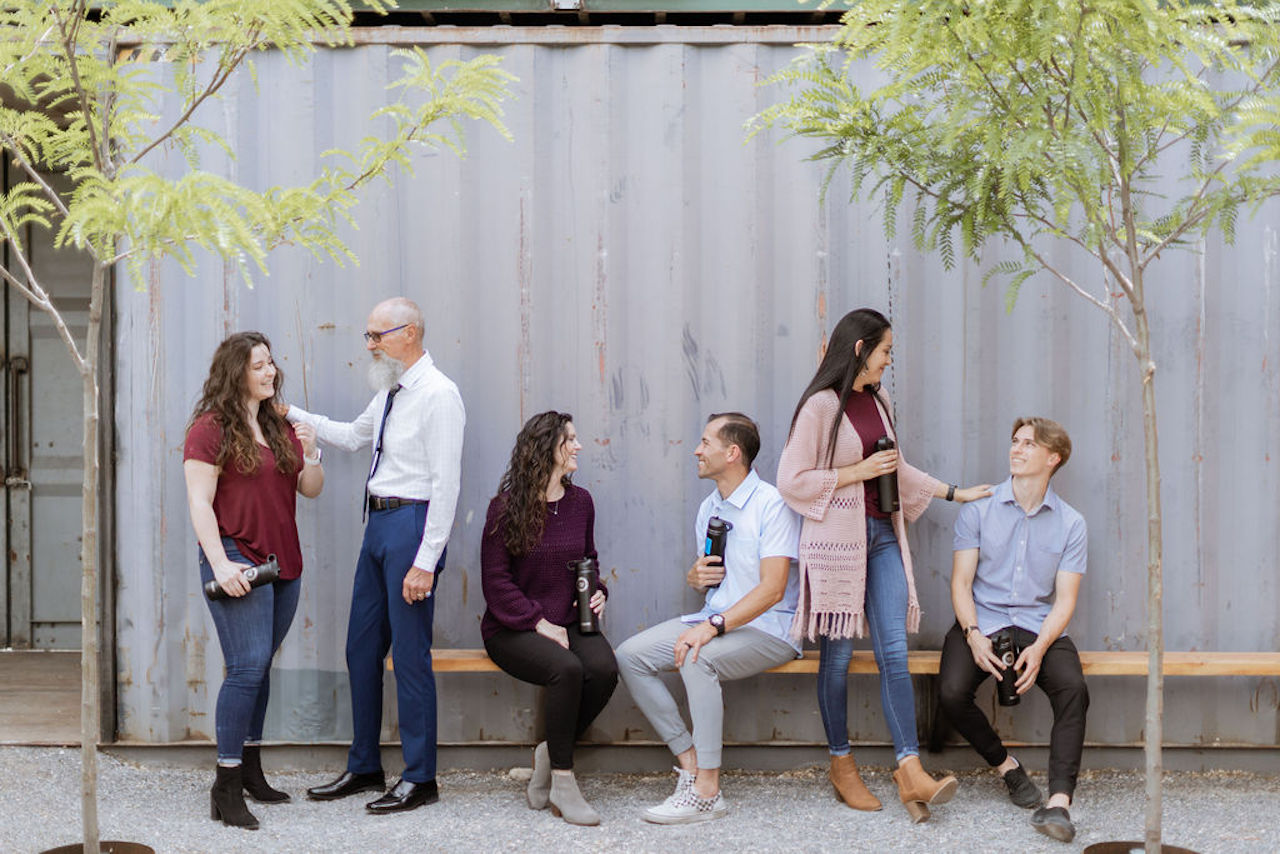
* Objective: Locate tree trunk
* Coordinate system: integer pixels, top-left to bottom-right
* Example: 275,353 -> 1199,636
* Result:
80,261 -> 105,854
1134,312 -> 1164,854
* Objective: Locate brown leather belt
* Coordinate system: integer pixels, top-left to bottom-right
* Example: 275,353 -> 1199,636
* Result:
368,496 -> 428,512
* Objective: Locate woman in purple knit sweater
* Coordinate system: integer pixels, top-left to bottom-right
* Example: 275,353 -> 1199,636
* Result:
481,411 -> 618,826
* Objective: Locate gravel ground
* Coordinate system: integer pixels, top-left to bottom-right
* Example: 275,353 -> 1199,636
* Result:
2,747 -> 1276,854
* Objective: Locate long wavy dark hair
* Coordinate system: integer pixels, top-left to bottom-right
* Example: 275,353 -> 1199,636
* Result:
492,411 -> 574,557
789,308 -> 893,467
186,331 -> 299,476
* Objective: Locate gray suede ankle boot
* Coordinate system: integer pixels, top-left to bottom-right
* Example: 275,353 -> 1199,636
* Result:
527,742 -> 551,810
548,771 -> 600,826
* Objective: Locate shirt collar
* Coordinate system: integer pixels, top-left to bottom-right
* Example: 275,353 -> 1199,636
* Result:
715,469 -> 762,510
396,349 -> 434,390
996,476 -> 1058,516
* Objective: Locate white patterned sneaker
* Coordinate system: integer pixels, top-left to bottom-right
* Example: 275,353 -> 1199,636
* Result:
671,766 -> 695,797
642,786 -> 729,824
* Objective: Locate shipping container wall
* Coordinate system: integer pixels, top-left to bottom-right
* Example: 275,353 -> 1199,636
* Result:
113,27 -> 1280,749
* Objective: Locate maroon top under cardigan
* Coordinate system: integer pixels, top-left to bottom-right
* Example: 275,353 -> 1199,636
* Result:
843,388 -> 892,519
479,484 -> 608,640
184,413 -> 305,578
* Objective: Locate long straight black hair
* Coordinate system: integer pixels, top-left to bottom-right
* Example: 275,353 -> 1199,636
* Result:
788,308 -> 892,467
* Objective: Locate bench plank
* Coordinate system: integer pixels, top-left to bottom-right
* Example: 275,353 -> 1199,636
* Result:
391,649 -> 1280,676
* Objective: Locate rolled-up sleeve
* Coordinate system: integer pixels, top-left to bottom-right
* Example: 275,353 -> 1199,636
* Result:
413,385 -> 466,572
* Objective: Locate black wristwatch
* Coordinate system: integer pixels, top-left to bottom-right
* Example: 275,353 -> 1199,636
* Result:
708,613 -> 726,636
962,624 -> 980,639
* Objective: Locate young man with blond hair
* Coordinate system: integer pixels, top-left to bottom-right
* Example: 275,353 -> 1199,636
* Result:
939,416 -> 1089,844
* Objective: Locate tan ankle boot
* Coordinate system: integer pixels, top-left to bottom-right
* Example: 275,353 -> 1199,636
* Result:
892,755 -> 958,823
829,754 -> 881,811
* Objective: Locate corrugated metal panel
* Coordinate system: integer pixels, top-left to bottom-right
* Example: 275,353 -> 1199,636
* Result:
114,28 -> 1280,750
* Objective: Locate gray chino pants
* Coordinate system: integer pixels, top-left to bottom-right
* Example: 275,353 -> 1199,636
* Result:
615,617 -> 797,769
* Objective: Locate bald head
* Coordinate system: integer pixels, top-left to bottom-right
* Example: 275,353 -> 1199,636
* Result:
373,297 -> 424,338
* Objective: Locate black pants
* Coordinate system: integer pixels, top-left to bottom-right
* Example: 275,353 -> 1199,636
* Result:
484,624 -> 619,770
938,623 -> 1089,798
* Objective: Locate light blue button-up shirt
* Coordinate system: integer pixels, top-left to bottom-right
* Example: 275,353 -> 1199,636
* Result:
953,477 -> 1087,637
683,469 -> 803,653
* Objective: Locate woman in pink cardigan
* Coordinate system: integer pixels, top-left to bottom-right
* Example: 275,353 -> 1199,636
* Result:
777,308 -> 990,824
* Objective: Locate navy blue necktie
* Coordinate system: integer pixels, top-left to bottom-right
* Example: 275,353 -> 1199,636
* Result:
364,383 -> 401,520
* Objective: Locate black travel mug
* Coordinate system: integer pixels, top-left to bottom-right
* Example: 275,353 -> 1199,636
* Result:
993,629 -> 1021,706
570,558 -> 600,634
704,516 -> 733,589
873,436 -> 900,513
204,555 -> 280,601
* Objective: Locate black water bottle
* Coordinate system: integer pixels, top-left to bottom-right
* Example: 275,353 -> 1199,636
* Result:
993,629 -> 1021,706
570,558 -> 600,634
204,555 -> 280,601
704,516 -> 733,589
874,436 -> 900,513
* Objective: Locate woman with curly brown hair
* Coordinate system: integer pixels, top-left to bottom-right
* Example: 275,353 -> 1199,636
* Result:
480,411 -> 618,826
183,331 -> 324,830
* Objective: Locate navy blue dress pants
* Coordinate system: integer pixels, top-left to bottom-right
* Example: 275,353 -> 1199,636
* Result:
345,502 -> 444,783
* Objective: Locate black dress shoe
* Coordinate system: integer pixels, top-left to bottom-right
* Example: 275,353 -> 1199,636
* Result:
306,770 -> 386,801
366,778 -> 439,813
1031,805 -> 1076,843
1001,764 -> 1043,809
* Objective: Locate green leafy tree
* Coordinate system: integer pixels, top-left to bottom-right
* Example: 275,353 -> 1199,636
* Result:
754,0 -> 1280,850
0,1 -> 513,849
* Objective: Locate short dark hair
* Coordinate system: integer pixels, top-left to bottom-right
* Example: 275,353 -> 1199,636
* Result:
1012,416 -> 1072,475
708,412 -> 760,467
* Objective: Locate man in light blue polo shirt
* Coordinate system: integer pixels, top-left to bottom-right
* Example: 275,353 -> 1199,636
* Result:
939,416 -> 1088,845
616,412 -> 801,825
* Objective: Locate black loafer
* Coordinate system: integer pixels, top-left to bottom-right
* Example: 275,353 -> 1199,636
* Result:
366,778 -> 439,813
1031,805 -> 1076,843
306,770 -> 386,801
1001,765 -> 1043,808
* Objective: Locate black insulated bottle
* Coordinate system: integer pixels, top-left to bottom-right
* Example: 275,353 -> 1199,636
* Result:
204,555 -> 280,601
570,557 -> 600,634
873,436 -> 900,513
704,516 -> 733,589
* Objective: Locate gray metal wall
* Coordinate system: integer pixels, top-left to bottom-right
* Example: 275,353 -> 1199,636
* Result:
113,26 -> 1280,750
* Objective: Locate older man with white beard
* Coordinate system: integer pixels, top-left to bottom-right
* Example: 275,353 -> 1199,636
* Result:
288,297 -> 465,814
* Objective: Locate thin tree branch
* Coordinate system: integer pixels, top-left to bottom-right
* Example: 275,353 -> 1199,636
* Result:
128,30 -> 264,167
50,1 -> 106,175
0,133 -> 72,218
0,254 -> 86,370
1021,238 -> 1140,352
1138,157 -> 1232,270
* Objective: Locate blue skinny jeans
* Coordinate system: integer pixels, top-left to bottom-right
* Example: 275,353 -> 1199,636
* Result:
816,515 -> 919,761
199,537 -> 300,765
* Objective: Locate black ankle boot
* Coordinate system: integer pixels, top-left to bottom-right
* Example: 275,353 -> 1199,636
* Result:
211,764 -> 260,830
241,745 -> 290,803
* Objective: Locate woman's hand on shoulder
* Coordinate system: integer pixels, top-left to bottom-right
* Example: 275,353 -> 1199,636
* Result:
953,484 -> 994,504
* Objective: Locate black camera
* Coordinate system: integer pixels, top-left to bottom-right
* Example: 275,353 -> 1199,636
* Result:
873,436 -> 900,512
992,629 -> 1020,706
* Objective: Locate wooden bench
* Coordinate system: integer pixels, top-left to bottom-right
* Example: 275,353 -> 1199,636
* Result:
391,648 -> 1280,751
394,649 -> 1280,676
